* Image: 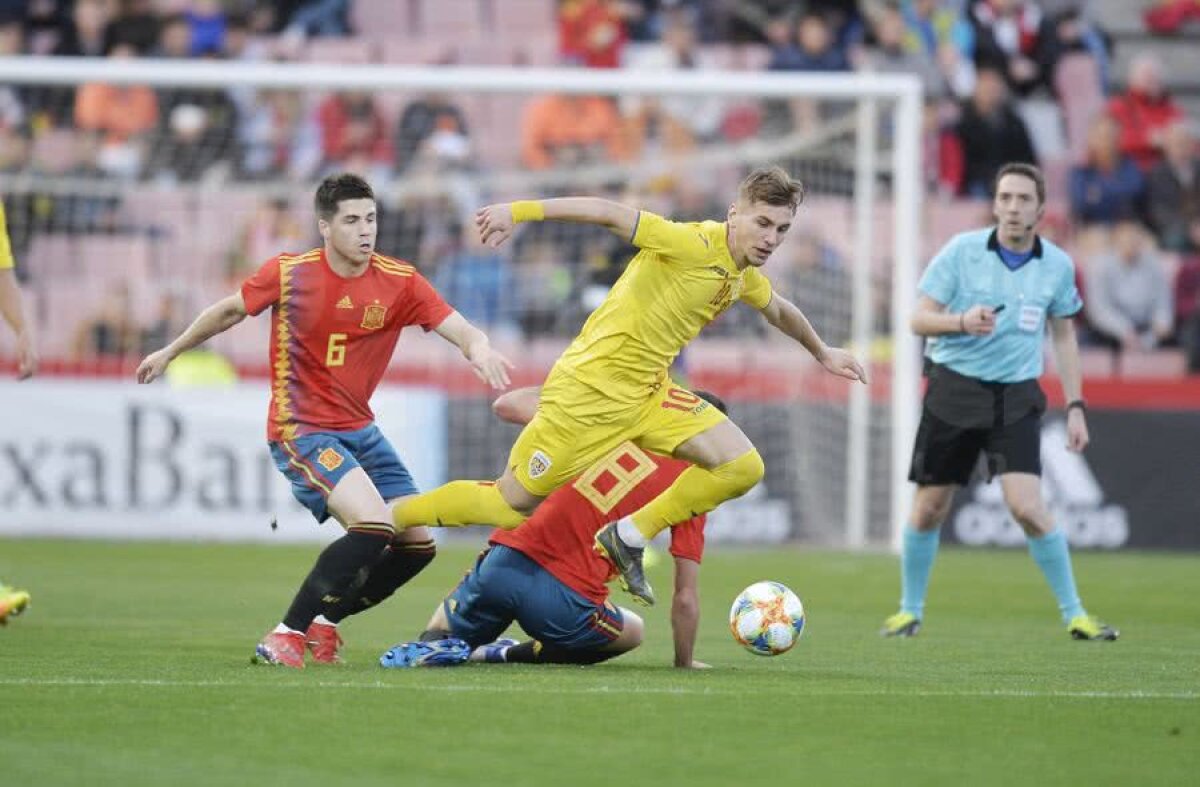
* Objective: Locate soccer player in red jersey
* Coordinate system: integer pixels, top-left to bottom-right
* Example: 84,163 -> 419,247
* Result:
381,386 -> 723,669
137,173 -> 513,667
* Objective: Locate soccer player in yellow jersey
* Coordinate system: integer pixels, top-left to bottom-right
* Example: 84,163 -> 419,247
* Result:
0,199 -> 37,380
394,166 -> 867,604
1,197 -> 37,624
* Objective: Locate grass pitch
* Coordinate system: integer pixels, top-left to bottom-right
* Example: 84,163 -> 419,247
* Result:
1,539 -> 1196,786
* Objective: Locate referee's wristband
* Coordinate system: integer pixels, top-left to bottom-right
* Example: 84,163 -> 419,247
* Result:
1066,399 -> 1087,414
511,200 -> 545,223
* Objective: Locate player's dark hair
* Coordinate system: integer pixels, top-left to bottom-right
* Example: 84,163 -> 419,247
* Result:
693,389 -> 728,415
315,173 -> 375,221
993,163 -> 1045,206
738,166 -> 805,212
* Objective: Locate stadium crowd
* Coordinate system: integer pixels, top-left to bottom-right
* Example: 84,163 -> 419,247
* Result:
0,0 -> 1197,373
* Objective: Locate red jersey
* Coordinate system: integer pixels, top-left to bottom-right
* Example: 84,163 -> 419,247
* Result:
490,442 -> 705,605
241,248 -> 453,441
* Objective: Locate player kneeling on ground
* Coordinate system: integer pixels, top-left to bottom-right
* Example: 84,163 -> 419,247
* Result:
381,387 -> 722,669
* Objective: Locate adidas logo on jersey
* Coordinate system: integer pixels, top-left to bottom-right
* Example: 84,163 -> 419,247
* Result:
336,296 -> 354,309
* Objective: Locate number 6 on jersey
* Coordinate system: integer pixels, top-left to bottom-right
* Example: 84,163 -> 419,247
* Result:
326,333 -> 347,366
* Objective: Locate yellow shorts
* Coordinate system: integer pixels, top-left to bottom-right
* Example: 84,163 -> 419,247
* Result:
507,380 -> 727,497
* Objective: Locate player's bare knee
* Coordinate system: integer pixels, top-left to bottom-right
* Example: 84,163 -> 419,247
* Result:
610,609 -> 644,651
1008,499 -> 1050,534
911,487 -> 954,529
498,472 -> 541,515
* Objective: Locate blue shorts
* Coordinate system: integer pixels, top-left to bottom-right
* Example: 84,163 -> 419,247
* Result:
269,424 -> 418,523
444,545 -> 624,650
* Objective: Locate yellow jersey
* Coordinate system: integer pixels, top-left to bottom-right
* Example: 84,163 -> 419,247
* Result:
0,201 -> 13,270
549,211 -> 773,417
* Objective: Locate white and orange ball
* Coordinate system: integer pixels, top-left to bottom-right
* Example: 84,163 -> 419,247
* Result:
729,581 -> 806,656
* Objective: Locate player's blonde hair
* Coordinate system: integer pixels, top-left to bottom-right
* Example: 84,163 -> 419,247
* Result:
738,166 -> 805,212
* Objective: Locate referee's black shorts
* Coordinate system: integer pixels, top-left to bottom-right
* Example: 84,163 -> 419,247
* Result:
908,406 -> 1042,486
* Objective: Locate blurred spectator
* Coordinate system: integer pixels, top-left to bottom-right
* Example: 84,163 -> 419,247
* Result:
26,129 -> 123,234
723,0 -> 798,44
433,224 -> 518,338
0,14 -> 26,128
394,94 -> 471,173
1175,219 -> 1200,371
767,12 -> 849,72
154,11 -> 190,58
1035,3 -> 1111,94
227,197 -> 308,284
1145,123 -> 1200,251
924,99 -> 964,195
53,0 -> 110,57
900,0 -> 974,98
145,103 -> 230,183
521,93 -> 627,170
558,0 -> 630,68
1069,114 -> 1145,227
186,0 -> 226,56
861,2 -> 946,98
622,10 -> 725,156
776,224 -> 852,346
765,13 -> 850,137
514,240 -> 574,337
72,281 -> 138,359
1143,0 -> 1200,35
74,40 -> 159,178
1084,219 -> 1174,353
955,0 -> 1045,96
1106,54 -> 1184,172
106,0 -> 161,55
22,0 -> 72,55
236,89 -> 321,180
284,0 -> 352,38
139,290 -> 186,355
955,66 -> 1037,197
315,91 -> 393,182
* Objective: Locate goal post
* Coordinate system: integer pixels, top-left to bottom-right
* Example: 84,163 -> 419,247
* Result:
0,56 -> 921,550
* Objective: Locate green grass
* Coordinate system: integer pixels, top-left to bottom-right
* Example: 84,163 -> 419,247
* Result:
1,539 -> 1197,787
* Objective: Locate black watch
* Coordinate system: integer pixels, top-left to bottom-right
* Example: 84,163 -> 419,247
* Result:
1066,399 -> 1087,414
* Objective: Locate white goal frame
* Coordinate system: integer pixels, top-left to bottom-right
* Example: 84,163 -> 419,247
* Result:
0,56 -> 921,551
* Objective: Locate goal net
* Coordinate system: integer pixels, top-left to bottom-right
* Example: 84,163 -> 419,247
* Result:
0,56 -> 920,548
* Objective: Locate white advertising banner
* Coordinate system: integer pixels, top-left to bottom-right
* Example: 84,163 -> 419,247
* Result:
0,380 -> 446,542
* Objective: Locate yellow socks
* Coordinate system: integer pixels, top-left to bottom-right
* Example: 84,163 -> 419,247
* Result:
630,449 -> 765,539
393,481 -> 527,530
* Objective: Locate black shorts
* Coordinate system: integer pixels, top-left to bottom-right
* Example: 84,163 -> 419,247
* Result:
908,406 -> 1042,486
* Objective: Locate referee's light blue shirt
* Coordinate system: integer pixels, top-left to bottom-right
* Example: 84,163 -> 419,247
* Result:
919,228 -> 1083,383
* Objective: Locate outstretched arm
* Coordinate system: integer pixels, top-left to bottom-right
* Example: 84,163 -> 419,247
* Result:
671,556 -> 708,669
136,292 -> 247,383
476,198 -> 640,248
433,311 -> 514,390
760,289 -> 868,383
0,268 -> 37,379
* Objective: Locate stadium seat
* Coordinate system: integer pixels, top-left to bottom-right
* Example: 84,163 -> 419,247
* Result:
352,0 -> 415,37
1016,97 -> 1067,163
302,37 -> 376,65
489,0 -> 557,36
1054,53 -> 1104,165
1118,349 -> 1188,378
419,0 -> 483,37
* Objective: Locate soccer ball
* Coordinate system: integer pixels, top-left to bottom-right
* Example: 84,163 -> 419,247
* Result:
729,581 -> 806,656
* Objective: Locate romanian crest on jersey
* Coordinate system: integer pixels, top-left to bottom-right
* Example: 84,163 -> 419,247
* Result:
528,450 -> 553,479
317,448 -> 344,472
361,304 -> 387,330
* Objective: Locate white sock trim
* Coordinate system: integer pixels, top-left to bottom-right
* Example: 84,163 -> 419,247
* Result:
312,615 -> 336,627
616,517 -> 648,549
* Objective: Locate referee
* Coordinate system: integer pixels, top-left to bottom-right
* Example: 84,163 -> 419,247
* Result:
882,163 -> 1117,641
